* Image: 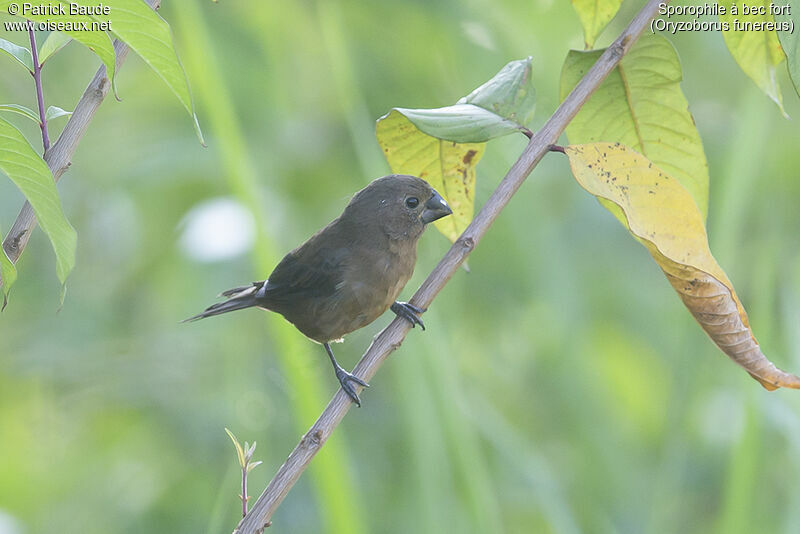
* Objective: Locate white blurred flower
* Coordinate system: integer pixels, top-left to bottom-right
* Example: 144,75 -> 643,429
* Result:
0,510 -> 22,534
461,21 -> 496,50
180,198 -> 255,262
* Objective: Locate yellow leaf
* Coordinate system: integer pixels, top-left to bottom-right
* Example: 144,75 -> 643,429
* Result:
565,143 -> 800,390
377,110 -> 484,242
561,35 -> 710,220
570,0 -> 623,49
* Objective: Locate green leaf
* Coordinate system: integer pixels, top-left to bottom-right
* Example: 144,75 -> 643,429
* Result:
377,110 -> 485,242
0,1 -> 117,85
0,37 -> 33,71
0,117 -> 77,285
0,104 -> 68,126
99,0 -> 204,144
0,0 -> 203,142
377,58 -> 534,241
45,106 -> 73,121
560,34 -> 710,220
0,104 -> 40,123
719,0 -> 787,114
394,104 -> 524,144
38,31 -> 72,65
395,57 -> 535,143
775,0 -> 800,97
0,225 -> 18,308
458,57 -> 536,128
570,0 -> 623,49
57,28 -> 116,89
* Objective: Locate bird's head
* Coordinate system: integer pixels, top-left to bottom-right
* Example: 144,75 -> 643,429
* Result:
344,174 -> 453,240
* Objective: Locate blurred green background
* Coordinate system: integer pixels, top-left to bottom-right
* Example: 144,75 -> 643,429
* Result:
2,1 -> 800,533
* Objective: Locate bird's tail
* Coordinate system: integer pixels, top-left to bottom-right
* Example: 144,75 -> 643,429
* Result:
182,281 -> 266,322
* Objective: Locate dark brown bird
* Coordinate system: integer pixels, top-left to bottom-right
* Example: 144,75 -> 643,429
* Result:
185,175 -> 452,406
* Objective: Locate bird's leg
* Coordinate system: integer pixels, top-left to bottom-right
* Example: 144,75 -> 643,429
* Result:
391,301 -> 426,331
324,342 -> 369,407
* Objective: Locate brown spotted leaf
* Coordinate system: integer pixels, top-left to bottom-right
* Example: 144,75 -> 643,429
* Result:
565,142 -> 800,390
560,34 -> 710,220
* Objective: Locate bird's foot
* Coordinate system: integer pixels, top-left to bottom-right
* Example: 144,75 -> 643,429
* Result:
334,366 -> 370,407
391,301 -> 426,330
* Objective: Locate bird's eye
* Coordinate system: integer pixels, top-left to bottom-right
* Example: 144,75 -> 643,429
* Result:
405,197 -> 419,209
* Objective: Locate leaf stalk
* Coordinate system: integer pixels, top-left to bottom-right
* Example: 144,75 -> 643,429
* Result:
28,26 -> 50,152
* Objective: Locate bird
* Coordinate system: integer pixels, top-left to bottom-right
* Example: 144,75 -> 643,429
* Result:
184,174 -> 453,406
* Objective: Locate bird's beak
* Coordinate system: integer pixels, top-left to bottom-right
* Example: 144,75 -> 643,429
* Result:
420,191 -> 453,224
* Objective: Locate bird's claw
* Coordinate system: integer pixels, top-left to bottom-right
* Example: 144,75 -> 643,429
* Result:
335,367 -> 369,407
391,301 -> 426,330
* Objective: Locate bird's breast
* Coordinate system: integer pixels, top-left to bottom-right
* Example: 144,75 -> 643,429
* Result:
274,238 -> 418,344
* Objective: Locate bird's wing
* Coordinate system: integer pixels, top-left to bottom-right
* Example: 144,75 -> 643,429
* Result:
263,246 -> 345,304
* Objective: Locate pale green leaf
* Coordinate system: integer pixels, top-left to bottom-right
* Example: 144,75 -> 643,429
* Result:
395,104 -> 523,144
560,34 -> 710,220
225,428 -> 246,468
774,0 -> 800,97
38,31 -> 72,65
392,57 -> 535,144
57,27 -> 116,89
99,0 -> 204,144
0,37 -> 33,71
565,143 -> 800,390
458,56 -> 536,127
571,0 -> 623,48
245,441 -> 256,461
0,225 -> 18,307
0,117 -> 76,285
0,104 -> 40,123
45,106 -> 73,121
719,0 -> 787,114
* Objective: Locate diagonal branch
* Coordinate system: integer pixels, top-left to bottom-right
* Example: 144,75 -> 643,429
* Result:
0,0 -> 161,286
234,1 -> 668,532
